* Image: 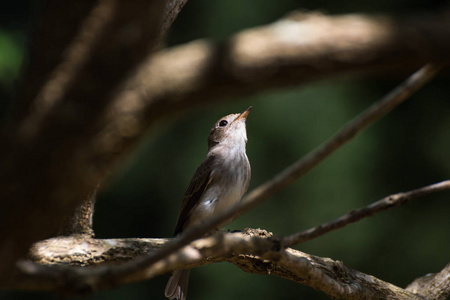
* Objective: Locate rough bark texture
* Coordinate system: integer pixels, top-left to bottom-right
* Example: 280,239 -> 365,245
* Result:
7,229 -> 429,299
58,185 -> 98,237
406,263 -> 450,300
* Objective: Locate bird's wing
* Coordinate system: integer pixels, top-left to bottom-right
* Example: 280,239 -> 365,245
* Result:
173,155 -> 214,235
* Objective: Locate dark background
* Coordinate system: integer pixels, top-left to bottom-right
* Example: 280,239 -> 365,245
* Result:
1,0 -> 449,299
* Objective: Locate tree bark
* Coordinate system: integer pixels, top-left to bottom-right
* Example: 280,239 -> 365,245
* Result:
8,229 -> 430,299
0,0 -> 168,280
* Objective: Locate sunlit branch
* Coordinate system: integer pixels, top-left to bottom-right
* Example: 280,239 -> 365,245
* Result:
12,230 -> 425,299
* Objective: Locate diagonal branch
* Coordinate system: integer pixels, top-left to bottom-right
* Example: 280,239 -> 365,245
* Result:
160,0 -> 189,41
107,64 -> 441,278
282,180 -> 450,247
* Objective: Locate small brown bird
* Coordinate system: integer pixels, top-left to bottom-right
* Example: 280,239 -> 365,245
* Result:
165,107 -> 252,300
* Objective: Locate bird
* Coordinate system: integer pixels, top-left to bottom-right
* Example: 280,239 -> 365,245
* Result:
165,107 -> 252,300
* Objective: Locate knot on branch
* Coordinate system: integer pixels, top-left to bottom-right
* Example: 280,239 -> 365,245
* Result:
242,227 -> 273,238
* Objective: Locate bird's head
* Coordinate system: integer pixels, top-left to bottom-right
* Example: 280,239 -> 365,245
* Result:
207,106 -> 252,150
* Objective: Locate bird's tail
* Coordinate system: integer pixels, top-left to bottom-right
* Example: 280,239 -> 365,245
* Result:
165,269 -> 191,300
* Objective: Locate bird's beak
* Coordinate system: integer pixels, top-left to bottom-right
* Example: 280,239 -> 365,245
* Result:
233,106 -> 252,123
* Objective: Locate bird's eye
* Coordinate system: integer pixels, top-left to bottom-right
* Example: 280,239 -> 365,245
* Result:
219,120 -> 228,127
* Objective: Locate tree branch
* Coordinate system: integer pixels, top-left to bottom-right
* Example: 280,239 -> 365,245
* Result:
8,229 -> 425,299
105,11 -> 450,137
10,178 -> 449,298
160,0 -> 189,41
88,12 -> 450,164
0,0 -> 170,280
282,180 -> 450,247
406,263 -> 450,300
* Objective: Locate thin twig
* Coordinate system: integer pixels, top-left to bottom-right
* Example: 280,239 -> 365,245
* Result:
282,180 -> 450,247
107,64 -> 441,279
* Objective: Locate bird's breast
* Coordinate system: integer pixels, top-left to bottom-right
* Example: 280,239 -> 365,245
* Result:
197,152 -> 250,218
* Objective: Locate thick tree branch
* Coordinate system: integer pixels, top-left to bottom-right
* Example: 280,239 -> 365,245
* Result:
89,12 -> 450,164
10,177 -> 450,298
9,230 -> 425,299
11,0 -> 188,124
54,0 -> 190,249
406,263 -> 450,300
282,180 -> 450,247
0,0 -> 170,280
10,0 -> 190,244
105,11 -> 450,137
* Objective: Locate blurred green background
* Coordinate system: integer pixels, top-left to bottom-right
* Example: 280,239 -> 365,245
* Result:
1,0 -> 449,299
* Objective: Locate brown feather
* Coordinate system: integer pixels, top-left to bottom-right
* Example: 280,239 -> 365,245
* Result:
173,155 -> 214,235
